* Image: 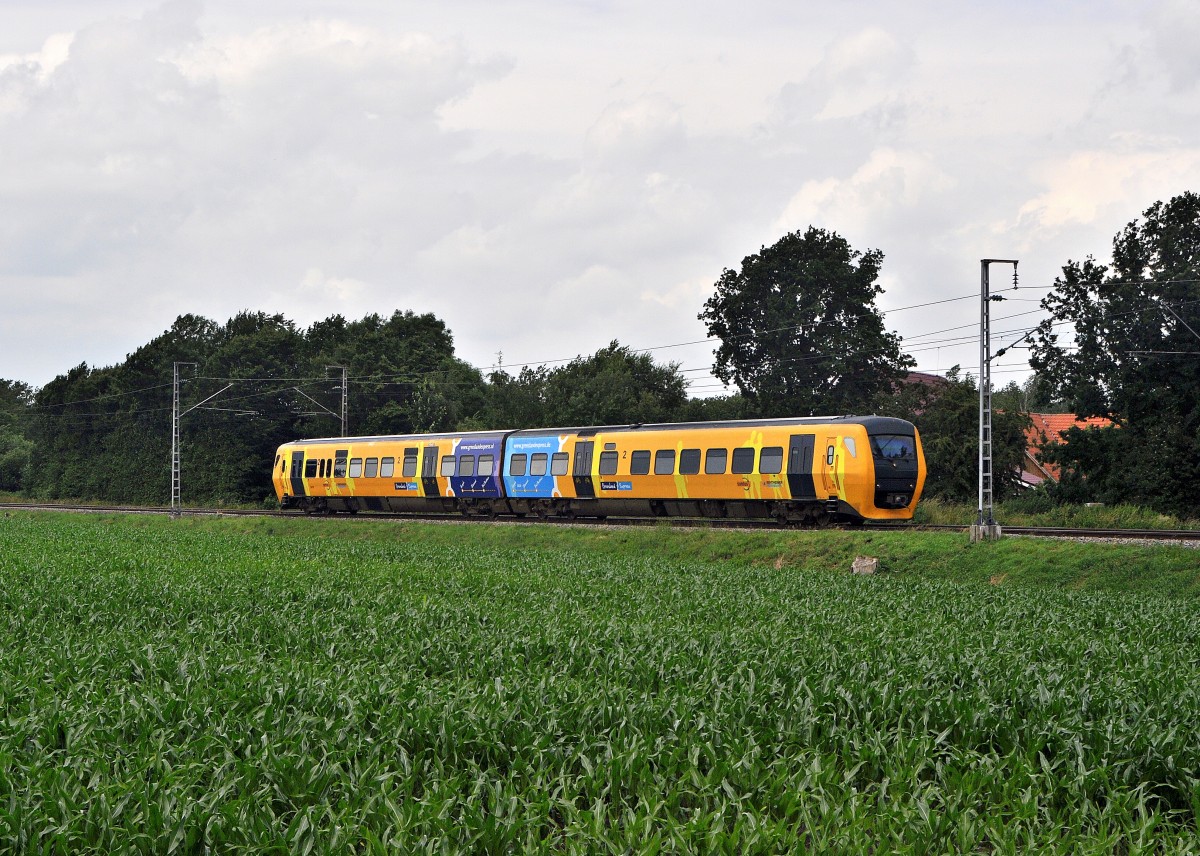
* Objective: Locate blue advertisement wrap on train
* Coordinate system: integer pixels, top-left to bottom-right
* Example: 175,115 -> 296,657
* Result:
502,435 -> 569,499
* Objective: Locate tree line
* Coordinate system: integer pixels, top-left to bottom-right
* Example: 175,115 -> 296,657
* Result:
2,192 -> 1196,514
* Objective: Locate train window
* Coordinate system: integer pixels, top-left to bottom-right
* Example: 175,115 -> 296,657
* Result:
630,450 -> 651,475
826,446 -> 836,466
401,454 -> 416,477
759,446 -> 784,474
599,451 -> 618,475
364,458 -> 379,478
705,448 -> 727,474
530,453 -> 548,476
679,449 -> 701,475
551,452 -> 570,476
305,459 -> 318,478
509,454 -> 527,476
348,458 -> 363,478
381,457 -> 395,478
317,459 -> 325,478
654,449 -> 675,475
870,434 -> 914,460
458,455 -> 476,477
275,455 -> 283,472
843,438 -> 857,458
334,453 -> 348,479
732,448 -> 755,474
478,454 -> 494,476
440,456 -> 456,477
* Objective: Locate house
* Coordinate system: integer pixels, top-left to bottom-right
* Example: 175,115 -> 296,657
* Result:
1021,412 -> 1115,486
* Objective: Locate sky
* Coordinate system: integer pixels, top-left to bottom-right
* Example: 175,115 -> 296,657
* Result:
2,0 -> 1198,397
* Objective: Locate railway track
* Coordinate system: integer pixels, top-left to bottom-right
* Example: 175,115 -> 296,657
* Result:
4,501 -> 1200,543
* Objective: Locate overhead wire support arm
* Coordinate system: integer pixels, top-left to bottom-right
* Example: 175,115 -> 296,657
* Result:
179,384 -> 234,418
1159,300 -> 1200,343
170,371 -> 241,513
293,386 -> 341,419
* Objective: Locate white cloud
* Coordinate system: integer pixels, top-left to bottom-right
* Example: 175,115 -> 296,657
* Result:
585,95 -> 686,163
1016,144 -> 1200,232
774,148 -> 954,237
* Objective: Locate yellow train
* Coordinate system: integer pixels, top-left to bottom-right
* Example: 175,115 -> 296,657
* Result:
273,416 -> 924,524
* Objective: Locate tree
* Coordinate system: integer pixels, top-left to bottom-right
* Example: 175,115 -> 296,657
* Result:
305,310 -> 486,437
678,393 -> 748,423
699,227 -> 913,417
540,341 -> 688,427
478,366 -> 550,429
1029,191 -> 1200,514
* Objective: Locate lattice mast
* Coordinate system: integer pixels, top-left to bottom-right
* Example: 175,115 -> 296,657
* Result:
978,259 -> 1018,527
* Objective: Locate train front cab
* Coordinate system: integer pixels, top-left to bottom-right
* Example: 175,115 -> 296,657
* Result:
859,417 -> 925,521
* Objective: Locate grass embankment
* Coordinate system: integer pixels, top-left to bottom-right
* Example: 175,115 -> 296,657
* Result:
1,512 -> 1198,852
915,497 -> 1199,530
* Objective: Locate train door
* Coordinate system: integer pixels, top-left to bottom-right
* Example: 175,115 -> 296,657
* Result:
289,451 -> 306,498
421,445 -> 440,496
787,434 -> 817,500
820,436 -> 840,495
573,441 -> 595,498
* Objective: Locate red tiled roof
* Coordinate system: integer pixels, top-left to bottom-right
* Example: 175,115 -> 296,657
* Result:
1023,412 -> 1115,483
903,372 -> 950,389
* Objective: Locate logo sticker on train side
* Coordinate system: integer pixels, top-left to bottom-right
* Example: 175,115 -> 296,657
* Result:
394,482 -> 419,491
600,481 -> 633,491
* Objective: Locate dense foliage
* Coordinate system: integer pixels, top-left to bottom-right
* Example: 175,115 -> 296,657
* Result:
699,227 -> 913,417
1031,191 -> 1200,514
478,342 -> 690,429
1,513 -> 1197,852
0,380 -> 34,491
21,311 -> 488,505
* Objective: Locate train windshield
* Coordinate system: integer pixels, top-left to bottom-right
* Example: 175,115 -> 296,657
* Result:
870,434 -> 916,461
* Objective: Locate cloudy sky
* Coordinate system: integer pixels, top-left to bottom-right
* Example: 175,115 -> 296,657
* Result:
2,0 -> 1198,395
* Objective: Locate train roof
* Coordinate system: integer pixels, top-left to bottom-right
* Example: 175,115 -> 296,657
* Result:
284,429 -> 508,446
279,416 -> 916,447
533,415 -> 916,437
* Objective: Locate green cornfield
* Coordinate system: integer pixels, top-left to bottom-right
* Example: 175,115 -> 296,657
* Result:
0,512 -> 1198,853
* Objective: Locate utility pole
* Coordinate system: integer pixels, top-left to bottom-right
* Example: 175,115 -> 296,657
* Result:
973,258 -> 1018,542
326,366 -> 348,436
